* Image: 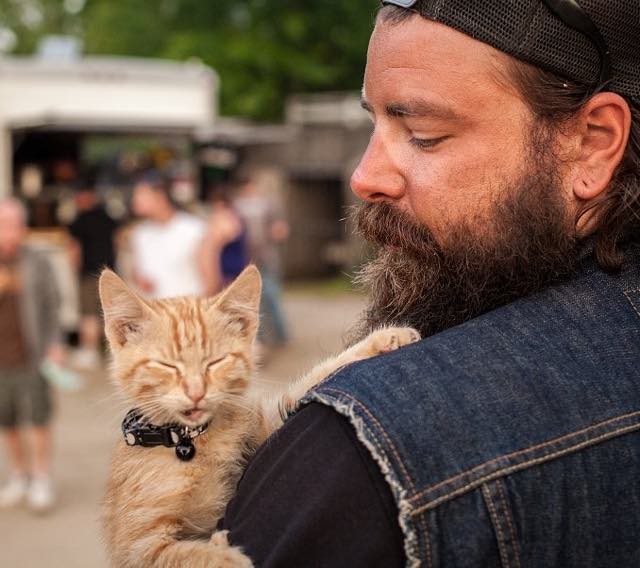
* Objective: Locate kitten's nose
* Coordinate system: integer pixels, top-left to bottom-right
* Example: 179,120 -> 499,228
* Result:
186,385 -> 205,405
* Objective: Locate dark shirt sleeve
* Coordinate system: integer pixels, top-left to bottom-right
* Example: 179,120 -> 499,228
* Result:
68,217 -> 83,241
220,403 -> 405,568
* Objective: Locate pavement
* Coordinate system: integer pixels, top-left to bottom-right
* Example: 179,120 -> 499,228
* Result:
0,290 -> 365,568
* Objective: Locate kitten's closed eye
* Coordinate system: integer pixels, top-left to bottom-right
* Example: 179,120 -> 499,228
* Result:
148,361 -> 179,373
206,355 -> 229,372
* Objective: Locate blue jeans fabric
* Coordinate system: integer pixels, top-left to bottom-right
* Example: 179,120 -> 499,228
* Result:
259,268 -> 288,344
302,244 -> 640,567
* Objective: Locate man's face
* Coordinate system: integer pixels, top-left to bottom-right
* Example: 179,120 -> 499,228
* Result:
75,190 -> 97,211
132,183 -> 161,219
350,14 -> 579,338
353,14 -> 566,237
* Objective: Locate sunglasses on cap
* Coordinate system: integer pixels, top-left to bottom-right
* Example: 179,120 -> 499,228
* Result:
381,0 -> 612,87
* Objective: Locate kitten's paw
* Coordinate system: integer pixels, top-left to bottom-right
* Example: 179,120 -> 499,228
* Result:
360,326 -> 421,357
210,531 -> 253,568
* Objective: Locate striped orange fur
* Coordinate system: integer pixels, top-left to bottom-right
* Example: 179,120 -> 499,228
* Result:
99,265 -> 420,567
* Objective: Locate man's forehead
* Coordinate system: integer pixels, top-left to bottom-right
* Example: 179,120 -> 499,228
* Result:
363,16 -> 519,112
370,16 -> 511,76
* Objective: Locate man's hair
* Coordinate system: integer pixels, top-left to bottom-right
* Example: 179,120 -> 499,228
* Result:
135,169 -> 171,194
507,61 -> 640,271
76,166 -> 99,193
134,169 -> 178,207
378,5 -> 640,271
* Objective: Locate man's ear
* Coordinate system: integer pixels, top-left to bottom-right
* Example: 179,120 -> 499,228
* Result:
212,265 -> 262,340
99,269 -> 153,349
571,92 -> 631,203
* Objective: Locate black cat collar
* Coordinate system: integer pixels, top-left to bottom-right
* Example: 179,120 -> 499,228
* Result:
121,408 -> 209,462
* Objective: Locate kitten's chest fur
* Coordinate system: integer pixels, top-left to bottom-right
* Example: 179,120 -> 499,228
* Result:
104,412 -> 259,542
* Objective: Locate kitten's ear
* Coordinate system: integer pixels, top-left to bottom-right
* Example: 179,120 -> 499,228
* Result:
99,269 -> 152,349
214,265 -> 262,339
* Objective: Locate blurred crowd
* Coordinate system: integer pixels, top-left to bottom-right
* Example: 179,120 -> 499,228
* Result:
0,170 -> 289,513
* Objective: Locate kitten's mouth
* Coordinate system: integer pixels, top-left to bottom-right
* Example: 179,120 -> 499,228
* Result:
182,408 -> 206,422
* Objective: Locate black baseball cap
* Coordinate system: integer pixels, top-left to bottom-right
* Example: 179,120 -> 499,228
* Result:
381,0 -> 640,107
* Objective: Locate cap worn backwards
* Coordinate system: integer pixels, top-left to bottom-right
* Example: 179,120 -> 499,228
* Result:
381,0 -> 640,107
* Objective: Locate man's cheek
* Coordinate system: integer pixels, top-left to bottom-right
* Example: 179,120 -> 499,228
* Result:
406,160 -> 486,235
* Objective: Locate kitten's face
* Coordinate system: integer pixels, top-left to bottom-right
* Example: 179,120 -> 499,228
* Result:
99,266 -> 261,428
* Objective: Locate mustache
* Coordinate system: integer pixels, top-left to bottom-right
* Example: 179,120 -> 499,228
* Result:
350,201 -> 439,256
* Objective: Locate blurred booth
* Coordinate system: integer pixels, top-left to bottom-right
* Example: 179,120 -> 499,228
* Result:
0,55 -> 218,333
198,93 -> 372,280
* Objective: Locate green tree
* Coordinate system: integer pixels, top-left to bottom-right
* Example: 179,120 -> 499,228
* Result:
0,0 -> 379,120
0,0 -> 82,54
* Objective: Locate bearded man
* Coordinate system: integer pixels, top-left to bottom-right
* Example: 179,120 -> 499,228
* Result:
221,2 -> 640,566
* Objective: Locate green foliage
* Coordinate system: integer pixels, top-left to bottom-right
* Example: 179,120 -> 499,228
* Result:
0,0 -> 82,54
0,0 -> 379,120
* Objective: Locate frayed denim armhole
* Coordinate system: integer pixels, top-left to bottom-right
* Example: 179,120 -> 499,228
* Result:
301,390 -> 423,568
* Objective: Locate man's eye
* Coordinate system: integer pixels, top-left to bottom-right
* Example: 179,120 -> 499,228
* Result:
409,136 -> 448,150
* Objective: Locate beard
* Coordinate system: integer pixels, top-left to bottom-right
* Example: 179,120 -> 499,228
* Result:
350,148 -> 581,341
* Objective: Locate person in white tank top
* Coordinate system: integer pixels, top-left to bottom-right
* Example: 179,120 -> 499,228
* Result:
130,171 -> 206,299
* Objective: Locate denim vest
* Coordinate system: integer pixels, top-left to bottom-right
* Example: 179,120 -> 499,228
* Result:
302,245 -> 640,567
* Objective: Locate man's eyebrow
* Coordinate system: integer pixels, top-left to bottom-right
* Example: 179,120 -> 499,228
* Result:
360,97 -> 462,122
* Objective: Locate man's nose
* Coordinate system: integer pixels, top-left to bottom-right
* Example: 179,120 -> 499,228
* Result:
350,133 -> 404,203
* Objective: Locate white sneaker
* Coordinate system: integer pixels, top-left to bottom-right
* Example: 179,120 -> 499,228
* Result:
27,476 -> 55,513
0,474 -> 28,508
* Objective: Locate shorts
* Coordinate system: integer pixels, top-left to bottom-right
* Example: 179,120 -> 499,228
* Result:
0,368 -> 52,428
80,275 -> 101,317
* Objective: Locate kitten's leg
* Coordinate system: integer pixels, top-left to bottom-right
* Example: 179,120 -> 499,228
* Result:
267,327 -> 420,426
122,529 -> 252,568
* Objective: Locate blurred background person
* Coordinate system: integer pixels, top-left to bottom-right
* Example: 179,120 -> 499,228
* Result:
68,172 -> 119,370
0,1 -> 389,562
234,175 -> 290,346
0,199 -> 64,513
130,170 -> 206,298
200,188 -> 249,297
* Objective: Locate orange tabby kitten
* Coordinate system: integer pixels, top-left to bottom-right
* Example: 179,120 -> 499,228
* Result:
99,265 -> 419,568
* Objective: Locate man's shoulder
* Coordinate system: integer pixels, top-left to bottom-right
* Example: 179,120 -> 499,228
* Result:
354,258 -> 639,383
307,262 -> 640,502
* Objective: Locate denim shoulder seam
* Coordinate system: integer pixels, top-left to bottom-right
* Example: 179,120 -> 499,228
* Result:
496,479 -> 522,567
410,412 -> 640,516
481,480 -> 522,568
409,409 -> 640,502
481,484 -> 512,568
415,508 -> 433,568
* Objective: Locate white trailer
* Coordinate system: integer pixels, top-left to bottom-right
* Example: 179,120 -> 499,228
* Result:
0,55 -> 218,332
0,55 -> 218,195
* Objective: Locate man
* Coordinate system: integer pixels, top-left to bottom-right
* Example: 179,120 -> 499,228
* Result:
68,176 -> 119,369
130,170 -> 206,298
221,1 -> 640,566
234,175 -> 289,345
0,199 -> 64,512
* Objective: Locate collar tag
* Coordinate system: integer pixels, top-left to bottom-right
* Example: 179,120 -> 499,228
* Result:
121,409 -> 208,462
